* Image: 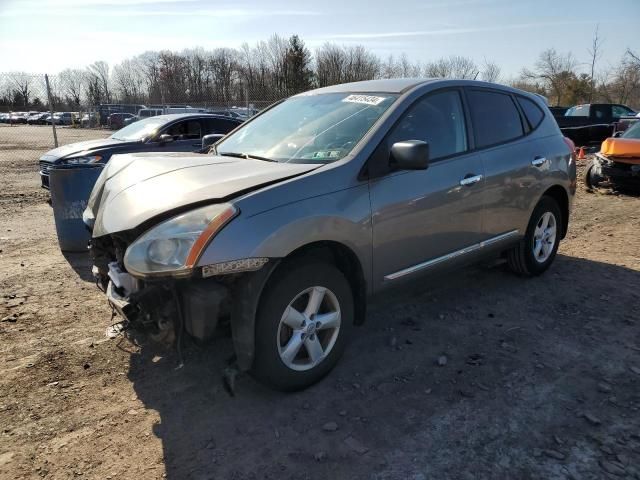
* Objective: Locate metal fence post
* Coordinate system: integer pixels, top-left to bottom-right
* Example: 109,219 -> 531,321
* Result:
45,74 -> 58,148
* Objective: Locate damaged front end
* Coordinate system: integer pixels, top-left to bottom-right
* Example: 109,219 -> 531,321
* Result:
89,211 -> 275,371
586,153 -> 640,191
92,234 -> 228,344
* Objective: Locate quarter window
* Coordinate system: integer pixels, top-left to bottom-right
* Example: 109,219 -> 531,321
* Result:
389,90 -> 468,160
467,90 -> 524,148
205,118 -> 240,134
517,96 -> 545,130
612,105 -> 633,118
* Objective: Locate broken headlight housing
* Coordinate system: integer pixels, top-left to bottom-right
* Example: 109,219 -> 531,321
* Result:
124,203 -> 238,278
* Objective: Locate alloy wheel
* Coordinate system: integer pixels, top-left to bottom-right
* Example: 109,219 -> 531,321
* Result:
532,211 -> 557,263
276,286 -> 341,371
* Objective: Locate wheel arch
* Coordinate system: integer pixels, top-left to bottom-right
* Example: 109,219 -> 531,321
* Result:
541,185 -> 569,239
230,240 -> 367,372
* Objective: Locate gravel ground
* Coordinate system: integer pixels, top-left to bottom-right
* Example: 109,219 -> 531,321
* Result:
1,125 -> 639,480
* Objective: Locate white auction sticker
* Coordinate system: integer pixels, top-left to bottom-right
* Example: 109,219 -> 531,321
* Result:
342,94 -> 386,106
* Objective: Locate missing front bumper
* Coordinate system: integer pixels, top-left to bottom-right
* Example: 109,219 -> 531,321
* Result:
105,276 -> 229,344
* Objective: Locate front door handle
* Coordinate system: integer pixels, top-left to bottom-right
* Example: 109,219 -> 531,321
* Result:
532,156 -> 547,167
459,174 -> 483,186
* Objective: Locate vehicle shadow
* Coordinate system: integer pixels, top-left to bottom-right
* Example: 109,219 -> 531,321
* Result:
62,251 -> 95,282
127,254 -> 640,479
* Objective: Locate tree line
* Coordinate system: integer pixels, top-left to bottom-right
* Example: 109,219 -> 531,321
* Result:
1,32 -> 639,112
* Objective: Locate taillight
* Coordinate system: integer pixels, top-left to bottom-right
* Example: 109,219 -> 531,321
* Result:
563,137 -> 576,163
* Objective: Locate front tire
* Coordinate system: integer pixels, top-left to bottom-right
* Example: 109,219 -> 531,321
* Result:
584,160 -> 603,190
507,196 -> 562,276
252,261 -> 354,391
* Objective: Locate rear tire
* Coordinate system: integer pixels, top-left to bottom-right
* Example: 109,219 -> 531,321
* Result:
507,196 -> 562,276
252,261 -> 354,391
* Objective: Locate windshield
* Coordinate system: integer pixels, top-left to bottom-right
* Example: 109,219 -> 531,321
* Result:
111,116 -> 166,141
216,92 -> 398,163
622,121 -> 640,139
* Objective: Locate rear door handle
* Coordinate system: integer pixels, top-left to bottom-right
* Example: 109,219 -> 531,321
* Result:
532,156 -> 547,167
459,174 -> 483,186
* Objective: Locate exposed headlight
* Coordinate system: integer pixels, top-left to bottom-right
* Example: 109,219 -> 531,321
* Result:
124,203 -> 238,278
65,155 -> 102,164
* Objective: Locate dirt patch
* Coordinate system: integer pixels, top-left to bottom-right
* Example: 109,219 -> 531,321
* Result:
0,132 -> 639,480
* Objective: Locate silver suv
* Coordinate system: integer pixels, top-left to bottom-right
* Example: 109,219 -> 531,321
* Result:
84,79 -> 576,391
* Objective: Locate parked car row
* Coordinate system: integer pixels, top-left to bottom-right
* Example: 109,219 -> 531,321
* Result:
1,111 -> 80,125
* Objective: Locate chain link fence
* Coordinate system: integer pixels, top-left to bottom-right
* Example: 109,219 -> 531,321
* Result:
0,72 -> 284,164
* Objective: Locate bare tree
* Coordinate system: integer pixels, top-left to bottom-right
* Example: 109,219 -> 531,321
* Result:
209,48 -> 238,103
316,43 -> 347,87
344,45 -> 379,82
600,50 -> 640,105
381,55 -> 400,79
112,60 -> 145,104
8,72 -> 33,106
58,68 -> 86,106
424,56 -> 478,79
588,25 -> 602,102
481,60 -> 501,83
522,49 -> 577,105
87,61 -> 111,103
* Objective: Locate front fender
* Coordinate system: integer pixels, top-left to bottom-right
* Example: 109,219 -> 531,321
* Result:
197,184 -> 373,293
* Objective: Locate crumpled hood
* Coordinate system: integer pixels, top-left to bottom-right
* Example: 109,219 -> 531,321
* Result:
89,152 -> 318,237
40,138 -> 130,161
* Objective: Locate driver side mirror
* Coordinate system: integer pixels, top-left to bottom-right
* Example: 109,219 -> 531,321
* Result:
613,131 -> 623,138
390,140 -> 429,170
202,133 -> 225,150
158,133 -> 174,144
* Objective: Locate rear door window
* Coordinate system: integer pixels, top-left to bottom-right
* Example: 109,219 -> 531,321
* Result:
467,89 -> 524,148
164,120 -> 202,140
592,105 -> 609,120
516,96 -> 545,130
387,90 -> 468,160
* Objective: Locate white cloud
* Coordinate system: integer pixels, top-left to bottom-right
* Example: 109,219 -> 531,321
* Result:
0,3 -> 320,18
315,20 -> 595,40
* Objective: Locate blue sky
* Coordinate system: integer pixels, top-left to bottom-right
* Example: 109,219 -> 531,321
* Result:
1,0 -> 638,77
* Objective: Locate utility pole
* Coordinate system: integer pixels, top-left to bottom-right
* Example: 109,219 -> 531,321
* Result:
45,74 -> 58,148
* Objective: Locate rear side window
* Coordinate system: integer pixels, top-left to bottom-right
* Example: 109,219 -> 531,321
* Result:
467,90 -> 524,148
388,90 -> 468,160
205,118 -> 240,134
612,105 -> 633,118
517,96 -> 545,130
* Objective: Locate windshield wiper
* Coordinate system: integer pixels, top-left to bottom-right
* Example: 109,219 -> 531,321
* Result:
218,152 -> 276,162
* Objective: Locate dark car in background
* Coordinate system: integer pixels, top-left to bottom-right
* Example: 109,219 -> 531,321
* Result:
38,113 -> 243,189
46,112 -> 74,125
556,103 -> 636,146
548,106 -> 568,118
108,112 -> 135,130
